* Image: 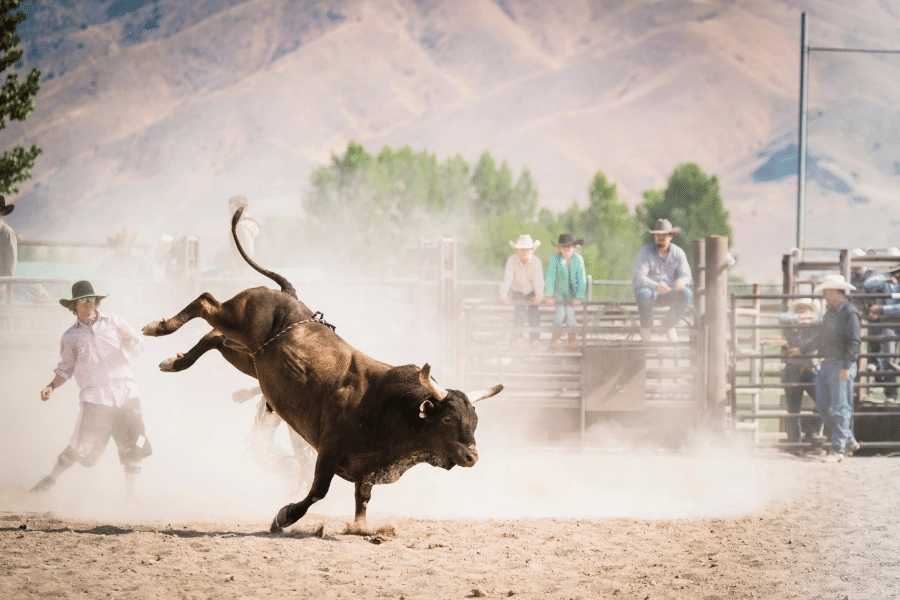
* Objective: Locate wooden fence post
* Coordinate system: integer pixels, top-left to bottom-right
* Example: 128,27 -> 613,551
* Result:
704,236 -> 729,420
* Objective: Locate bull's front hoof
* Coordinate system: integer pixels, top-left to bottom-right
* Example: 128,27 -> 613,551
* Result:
159,353 -> 185,372
269,505 -> 292,534
142,321 -> 164,337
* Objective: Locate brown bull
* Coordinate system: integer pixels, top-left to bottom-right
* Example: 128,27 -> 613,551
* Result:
142,208 -> 502,532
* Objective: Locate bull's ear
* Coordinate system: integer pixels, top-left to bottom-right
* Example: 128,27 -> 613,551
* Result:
419,399 -> 435,419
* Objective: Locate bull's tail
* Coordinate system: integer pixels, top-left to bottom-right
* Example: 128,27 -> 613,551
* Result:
231,206 -> 298,300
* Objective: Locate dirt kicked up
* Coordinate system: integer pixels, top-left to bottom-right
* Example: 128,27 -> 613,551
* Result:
1,453 -> 899,600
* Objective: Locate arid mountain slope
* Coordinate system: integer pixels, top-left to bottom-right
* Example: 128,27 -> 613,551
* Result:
3,0 -> 900,281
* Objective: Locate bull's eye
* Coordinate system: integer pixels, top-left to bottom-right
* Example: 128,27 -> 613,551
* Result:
441,416 -> 453,425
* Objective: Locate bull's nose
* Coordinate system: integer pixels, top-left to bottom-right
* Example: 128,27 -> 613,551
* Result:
459,445 -> 478,467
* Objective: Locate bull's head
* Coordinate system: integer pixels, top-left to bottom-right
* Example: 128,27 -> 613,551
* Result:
416,363 -> 503,470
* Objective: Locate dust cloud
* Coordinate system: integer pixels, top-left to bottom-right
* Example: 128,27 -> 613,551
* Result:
0,298 -> 781,526
0,207 -> 784,528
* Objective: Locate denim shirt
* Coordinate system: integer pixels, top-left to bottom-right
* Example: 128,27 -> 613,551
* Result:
632,242 -> 692,290
814,299 -> 861,370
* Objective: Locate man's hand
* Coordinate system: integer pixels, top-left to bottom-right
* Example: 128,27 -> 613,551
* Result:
544,297 -> 555,306
40,386 -> 52,401
501,297 -> 511,305
531,297 -> 542,306
656,283 -> 672,295
117,326 -> 132,339
869,305 -> 884,321
787,347 -> 801,357
232,388 -> 256,404
572,299 -> 582,307
839,368 -> 850,382
674,280 -> 686,292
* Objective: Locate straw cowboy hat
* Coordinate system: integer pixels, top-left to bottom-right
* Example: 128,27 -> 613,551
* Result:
789,297 -> 821,316
813,274 -> 856,293
649,218 -> 681,235
107,227 -> 139,251
509,234 -> 540,250
59,280 -> 108,309
0,196 -> 13,217
552,233 -> 584,247
650,219 -> 681,236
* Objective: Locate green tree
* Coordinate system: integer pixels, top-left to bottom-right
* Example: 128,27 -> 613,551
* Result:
0,0 -> 41,194
471,152 -> 537,221
636,163 -> 732,251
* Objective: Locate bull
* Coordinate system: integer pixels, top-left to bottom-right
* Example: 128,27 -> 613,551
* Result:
142,208 -> 503,532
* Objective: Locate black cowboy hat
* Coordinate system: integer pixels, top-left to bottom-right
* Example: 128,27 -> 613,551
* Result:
552,233 -> 584,247
59,280 -> 108,309
0,196 -> 13,217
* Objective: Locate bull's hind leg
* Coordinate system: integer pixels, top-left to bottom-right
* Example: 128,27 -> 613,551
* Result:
158,330 -> 257,377
143,292 -> 221,337
270,454 -> 339,533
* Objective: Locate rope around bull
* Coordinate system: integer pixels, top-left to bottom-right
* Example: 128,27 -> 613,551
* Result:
251,311 -> 336,357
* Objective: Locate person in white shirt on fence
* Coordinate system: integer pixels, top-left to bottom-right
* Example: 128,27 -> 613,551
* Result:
499,234 -> 544,345
30,280 -> 152,501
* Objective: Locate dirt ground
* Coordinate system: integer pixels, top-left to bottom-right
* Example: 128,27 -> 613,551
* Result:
2,451 -> 900,600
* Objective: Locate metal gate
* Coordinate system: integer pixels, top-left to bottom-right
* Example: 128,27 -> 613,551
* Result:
458,300 -> 703,447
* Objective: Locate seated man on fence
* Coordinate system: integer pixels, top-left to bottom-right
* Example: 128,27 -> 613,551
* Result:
779,298 -> 824,447
499,234 -> 544,346
631,219 -> 693,342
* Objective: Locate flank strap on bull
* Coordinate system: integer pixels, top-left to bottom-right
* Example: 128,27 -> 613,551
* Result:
252,311 -> 336,357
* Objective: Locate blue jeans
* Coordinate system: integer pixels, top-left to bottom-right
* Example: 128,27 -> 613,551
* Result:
783,367 -> 822,442
869,326 -> 897,400
634,287 -> 693,329
552,294 -> 578,330
510,291 -> 541,341
815,361 -> 858,453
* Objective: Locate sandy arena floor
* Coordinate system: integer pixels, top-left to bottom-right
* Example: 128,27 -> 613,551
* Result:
2,451 -> 899,600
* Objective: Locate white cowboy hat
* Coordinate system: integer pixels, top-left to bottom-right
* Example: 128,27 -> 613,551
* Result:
509,234 -> 540,250
813,274 -> 856,293
789,297 -> 821,316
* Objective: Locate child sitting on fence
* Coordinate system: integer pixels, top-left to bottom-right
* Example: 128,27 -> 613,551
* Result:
544,234 -> 587,349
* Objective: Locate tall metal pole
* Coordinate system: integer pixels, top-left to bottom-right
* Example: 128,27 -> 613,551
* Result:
797,12 -> 809,251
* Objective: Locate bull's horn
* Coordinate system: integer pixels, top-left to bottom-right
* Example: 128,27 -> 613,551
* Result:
468,384 -> 504,403
419,363 -> 448,401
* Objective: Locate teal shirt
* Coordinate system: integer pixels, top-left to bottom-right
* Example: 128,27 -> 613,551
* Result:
544,252 -> 587,300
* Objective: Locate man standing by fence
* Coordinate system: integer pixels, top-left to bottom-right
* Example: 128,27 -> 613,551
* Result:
813,274 -> 862,462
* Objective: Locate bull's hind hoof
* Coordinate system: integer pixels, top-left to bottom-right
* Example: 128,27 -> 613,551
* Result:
159,353 -> 185,372
142,321 -> 164,336
269,506 -> 292,534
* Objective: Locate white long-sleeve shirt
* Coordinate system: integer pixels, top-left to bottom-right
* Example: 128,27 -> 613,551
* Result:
53,311 -> 144,407
499,254 -> 544,301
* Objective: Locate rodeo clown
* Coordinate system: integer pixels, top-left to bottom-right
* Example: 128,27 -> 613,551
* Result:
30,280 -> 152,500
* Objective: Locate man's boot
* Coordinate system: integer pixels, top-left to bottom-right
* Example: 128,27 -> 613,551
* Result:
550,333 -> 562,349
567,332 -> 578,349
